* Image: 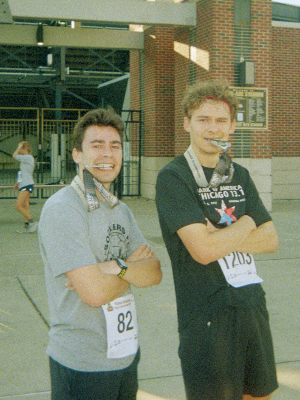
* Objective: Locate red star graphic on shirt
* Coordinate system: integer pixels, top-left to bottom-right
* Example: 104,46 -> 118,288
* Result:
216,200 -> 237,226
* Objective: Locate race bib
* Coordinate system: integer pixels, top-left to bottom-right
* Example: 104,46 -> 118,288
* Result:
218,251 -> 263,288
102,294 -> 138,359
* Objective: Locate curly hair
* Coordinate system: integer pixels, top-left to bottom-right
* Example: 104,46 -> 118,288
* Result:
182,79 -> 238,121
72,107 -> 125,151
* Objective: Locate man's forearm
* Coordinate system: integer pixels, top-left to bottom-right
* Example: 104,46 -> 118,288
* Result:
198,215 -> 257,264
120,257 -> 162,288
235,221 -> 278,254
96,273 -> 130,304
98,257 -> 162,288
65,262 -> 130,308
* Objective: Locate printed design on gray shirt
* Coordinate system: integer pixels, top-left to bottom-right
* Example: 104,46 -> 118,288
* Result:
104,223 -> 129,260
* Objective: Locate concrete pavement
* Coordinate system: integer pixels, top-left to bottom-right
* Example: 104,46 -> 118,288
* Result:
0,196 -> 299,399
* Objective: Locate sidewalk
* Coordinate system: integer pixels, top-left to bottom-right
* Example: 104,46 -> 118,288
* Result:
0,197 -> 299,399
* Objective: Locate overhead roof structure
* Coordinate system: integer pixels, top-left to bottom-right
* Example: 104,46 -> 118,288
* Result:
0,0 -> 196,109
272,1 -> 300,22
0,1 -> 298,109
3,0 -> 196,27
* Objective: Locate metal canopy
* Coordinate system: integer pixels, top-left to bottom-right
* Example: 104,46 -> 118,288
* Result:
0,0 -> 12,23
5,0 -> 196,27
0,24 -> 144,49
0,0 -> 196,109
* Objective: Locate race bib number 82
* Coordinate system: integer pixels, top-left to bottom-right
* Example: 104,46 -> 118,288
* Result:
102,294 -> 138,359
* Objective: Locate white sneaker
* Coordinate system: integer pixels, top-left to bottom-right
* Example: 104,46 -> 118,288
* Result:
27,221 -> 39,233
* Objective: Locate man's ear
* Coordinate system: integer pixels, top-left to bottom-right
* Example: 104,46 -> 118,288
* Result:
183,117 -> 191,133
72,148 -> 81,165
230,119 -> 236,134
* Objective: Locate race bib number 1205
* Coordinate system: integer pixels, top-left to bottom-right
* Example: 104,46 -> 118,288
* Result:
218,251 -> 263,288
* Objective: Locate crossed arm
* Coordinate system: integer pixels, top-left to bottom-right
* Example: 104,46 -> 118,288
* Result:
177,216 -> 278,265
65,244 -> 162,308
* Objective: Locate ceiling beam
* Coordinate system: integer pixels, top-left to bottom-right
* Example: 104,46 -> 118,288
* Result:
6,0 -> 196,27
0,24 -> 144,49
0,0 -> 12,23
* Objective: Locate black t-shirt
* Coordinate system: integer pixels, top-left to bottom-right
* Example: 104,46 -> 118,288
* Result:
155,154 -> 272,331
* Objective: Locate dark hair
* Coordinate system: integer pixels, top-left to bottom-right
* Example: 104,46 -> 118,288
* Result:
72,107 -> 125,151
182,79 -> 238,120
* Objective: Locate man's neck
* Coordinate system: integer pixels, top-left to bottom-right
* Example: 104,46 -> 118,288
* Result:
191,146 -> 220,168
78,171 -> 106,202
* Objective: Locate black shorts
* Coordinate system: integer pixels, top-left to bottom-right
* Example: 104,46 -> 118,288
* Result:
19,184 -> 34,193
49,349 -> 140,400
178,299 -> 278,400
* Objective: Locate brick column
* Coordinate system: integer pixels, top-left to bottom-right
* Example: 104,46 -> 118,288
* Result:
174,0 -> 236,157
130,0 -> 275,208
141,26 -> 175,198
250,0 -> 273,159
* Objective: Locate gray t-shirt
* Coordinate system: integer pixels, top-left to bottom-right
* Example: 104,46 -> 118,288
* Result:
14,154 -> 34,188
38,184 -> 145,372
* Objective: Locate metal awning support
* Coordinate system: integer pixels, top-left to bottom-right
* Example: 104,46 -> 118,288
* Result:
0,0 -> 12,23
97,74 -> 130,89
0,24 -> 144,49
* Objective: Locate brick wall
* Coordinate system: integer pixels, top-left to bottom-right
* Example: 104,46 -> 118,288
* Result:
272,25 -> 300,157
173,0 -> 237,156
131,0 -> 300,160
129,0 -> 300,201
174,27 -> 191,155
143,26 -> 175,158
250,0 -> 273,159
129,50 -> 141,112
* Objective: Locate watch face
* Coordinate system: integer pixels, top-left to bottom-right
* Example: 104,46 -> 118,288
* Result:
117,258 -> 127,277
117,258 -> 127,268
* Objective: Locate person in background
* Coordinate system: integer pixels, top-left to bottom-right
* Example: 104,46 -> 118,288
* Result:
12,141 -> 38,233
38,107 -> 162,400
155,80 -> 279,400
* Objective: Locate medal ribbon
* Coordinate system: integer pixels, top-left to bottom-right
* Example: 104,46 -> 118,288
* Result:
184,142 -> 234,188
82,169 -> 119,211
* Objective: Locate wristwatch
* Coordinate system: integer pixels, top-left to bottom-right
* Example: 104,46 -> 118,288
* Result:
116,258 -> 128,278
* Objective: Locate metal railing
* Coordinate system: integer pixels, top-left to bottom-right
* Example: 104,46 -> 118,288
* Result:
0,107 -> 142,199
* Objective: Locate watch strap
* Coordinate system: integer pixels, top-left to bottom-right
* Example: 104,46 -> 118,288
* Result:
116,258 -> 128,278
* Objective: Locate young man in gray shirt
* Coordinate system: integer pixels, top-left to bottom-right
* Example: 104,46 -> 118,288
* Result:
39,107 -> 162,400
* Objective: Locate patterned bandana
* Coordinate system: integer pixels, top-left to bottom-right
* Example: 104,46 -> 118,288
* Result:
82,168 -> 119,211
184,141 -> 234,188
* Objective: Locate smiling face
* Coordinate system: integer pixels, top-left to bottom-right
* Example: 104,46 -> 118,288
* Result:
184,100 -> 236,167
72,124 -> 123,190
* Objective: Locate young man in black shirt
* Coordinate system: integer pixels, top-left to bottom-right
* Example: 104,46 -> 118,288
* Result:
155,80 -> 279,400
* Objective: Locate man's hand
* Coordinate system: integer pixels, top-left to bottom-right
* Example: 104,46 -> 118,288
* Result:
65,279 -> 76,291
177,215 -> 257,265
98,244 -> 156,276
126,243 -> 154,262
205,218 -> 219,233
